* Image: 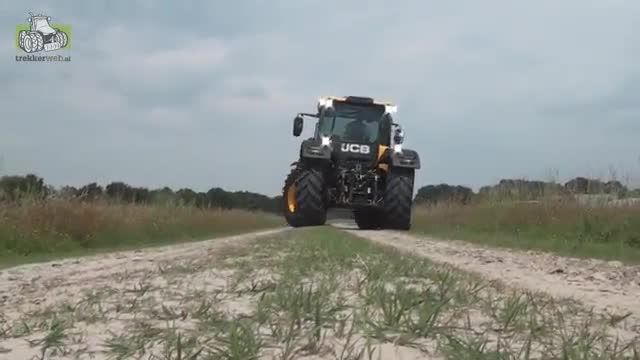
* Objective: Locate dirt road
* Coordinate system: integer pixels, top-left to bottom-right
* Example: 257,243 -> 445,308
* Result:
0,228 -> 290,359
334,222 -> 640,333
2,222 -> 639,358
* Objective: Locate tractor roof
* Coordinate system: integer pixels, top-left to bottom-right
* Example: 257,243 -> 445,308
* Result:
317,95 -> 397,113
319,95 -> 395,106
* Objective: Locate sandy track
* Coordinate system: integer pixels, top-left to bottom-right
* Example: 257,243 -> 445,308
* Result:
0,228 -> 289,311
335,222 -> 640,332
0,228 -> 290,359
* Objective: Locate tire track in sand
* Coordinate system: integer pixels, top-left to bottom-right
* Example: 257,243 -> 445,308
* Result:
333,222 -> 640,333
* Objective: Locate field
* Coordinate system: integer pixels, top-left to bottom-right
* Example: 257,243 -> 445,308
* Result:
1,199 -> 640,358
411,197 -> 640,263
0,200 -> 282,267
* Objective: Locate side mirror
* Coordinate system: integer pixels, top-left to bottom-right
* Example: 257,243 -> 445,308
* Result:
293,115 -> 303,137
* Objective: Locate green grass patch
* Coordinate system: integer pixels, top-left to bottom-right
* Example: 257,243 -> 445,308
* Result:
411,201 -> 640,263
0,200 -> 283,268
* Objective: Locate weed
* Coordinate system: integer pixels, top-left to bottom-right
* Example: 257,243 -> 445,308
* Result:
27,316 -> 69,359
210,320 -> 263,360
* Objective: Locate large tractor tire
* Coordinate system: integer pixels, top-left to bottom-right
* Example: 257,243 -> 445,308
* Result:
382,167 -> 415,230
30,32 -> 44,52
282,166 -> 327,227
19,31 -> 35,53
55,30 -> 68,48
353,206 -> 383,230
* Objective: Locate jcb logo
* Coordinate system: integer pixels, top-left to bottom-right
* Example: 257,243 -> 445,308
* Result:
341,143 -> 370,154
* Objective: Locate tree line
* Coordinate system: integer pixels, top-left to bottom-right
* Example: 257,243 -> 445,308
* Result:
414,177 -> 640,205
0,174 -> 284,214
3,173 -> 639,211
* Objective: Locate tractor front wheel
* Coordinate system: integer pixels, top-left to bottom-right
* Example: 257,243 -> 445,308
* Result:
29,32 -> 44,52
282,166 -> 327,227
382,167 -> 415,230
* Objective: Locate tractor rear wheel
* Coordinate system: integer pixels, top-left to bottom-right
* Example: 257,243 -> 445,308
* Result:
382,167 -> 415,230
353,206 -> 383,229
282,166 -> 327,227
20,32 -> 34,52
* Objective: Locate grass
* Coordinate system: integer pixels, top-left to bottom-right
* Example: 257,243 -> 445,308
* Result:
0,199 -> 283,267
411,198 -> 640,263
1,226 -> 637,358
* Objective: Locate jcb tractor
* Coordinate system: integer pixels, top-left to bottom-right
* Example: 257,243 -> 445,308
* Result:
282,96 -> 421,230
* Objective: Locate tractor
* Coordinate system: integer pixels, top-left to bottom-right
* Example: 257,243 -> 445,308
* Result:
282,96 -> 421,230
18,13 -> 68,53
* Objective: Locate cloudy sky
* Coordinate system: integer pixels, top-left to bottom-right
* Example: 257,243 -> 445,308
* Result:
1,1 -> 639,196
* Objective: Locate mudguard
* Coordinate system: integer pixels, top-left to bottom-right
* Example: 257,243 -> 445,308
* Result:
300,139 -> 332,160
389,148 -> 421,169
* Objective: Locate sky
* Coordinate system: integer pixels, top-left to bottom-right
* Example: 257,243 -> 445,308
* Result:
1,1 -> 639,196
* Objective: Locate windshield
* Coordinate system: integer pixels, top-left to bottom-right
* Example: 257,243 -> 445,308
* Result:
318,102 -> 384,143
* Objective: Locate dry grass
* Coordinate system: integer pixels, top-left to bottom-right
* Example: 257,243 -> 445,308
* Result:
411,196 -> 640,263
0,199 -> 282,266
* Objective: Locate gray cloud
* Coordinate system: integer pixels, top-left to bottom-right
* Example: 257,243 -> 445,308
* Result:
2,0 -> 640,195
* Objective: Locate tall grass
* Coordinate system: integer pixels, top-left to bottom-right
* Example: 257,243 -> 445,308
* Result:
412,196 -> 640,263
0,199 -> 282,265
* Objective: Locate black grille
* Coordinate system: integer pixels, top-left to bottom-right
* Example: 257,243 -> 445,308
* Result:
337,159 -> 374,171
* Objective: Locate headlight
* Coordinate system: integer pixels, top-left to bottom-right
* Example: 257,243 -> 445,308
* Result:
321,136 -> 331,146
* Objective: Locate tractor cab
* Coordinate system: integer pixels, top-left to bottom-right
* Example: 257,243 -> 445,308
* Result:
313,96 -> 403,168
29,15 -> 57,35
317,100 -> 383,144
318,99 -> 383,165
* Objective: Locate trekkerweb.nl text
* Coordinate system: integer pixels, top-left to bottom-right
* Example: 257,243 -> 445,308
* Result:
16,54 -> 71,62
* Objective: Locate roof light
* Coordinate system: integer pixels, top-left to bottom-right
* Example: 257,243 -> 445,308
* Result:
318,97 -> 334,108
385,105 -> 398,114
